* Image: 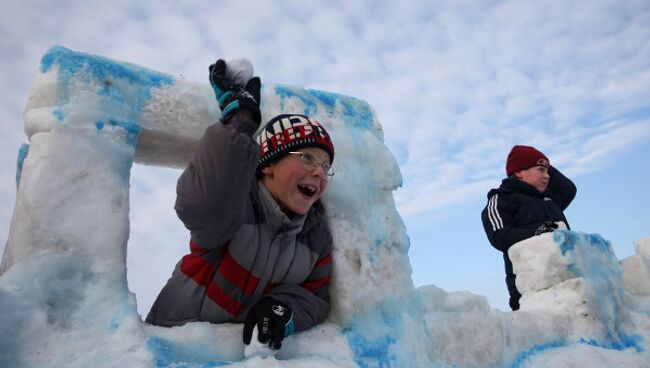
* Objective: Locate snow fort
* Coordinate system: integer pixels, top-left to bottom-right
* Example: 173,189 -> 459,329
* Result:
1,46 -> 650,368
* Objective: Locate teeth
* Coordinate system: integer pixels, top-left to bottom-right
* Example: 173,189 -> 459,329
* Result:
298,184 -> 317,196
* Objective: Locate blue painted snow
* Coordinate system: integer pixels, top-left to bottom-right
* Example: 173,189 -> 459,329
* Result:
553,231 -> 643,351
15,144 -> 29,189
273,85 -> 375,130
345,330 -> 397,368
41,45 -> 172,113
306,88 -> 375,130
146,337 -> 229,368
557,231 -> 614,256
273,85 -> 319,117
39,45 -> 173,142
508,340 -> 567,368
274,84 -> 396,258
344,301 -> 417,368
508,336 -> 644,368
579,335 -> 643,352
109,301 -> 132,333
52,107 -> 64,121
95,119 -> 141,147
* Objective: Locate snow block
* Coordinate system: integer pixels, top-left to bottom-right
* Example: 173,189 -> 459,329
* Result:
519,278 -> 590,316
635,236 -> 650,275
24,45 -> 214,169
510,233 -> 576,293
621,255 -> 650,297
418,285 -> 505,366
2,124 -> 138,273
621,237 -> 650,297
513,231 -> 640,350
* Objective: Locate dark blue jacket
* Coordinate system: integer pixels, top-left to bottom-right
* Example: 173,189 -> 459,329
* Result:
481,166 -> 576,309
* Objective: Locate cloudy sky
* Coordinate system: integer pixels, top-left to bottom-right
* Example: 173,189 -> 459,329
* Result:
1,0 -> 649,312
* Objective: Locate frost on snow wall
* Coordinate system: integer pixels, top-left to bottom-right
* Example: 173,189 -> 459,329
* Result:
1,46 -> 649,368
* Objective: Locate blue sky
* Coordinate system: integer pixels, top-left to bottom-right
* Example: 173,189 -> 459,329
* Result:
1,0 -> 648,311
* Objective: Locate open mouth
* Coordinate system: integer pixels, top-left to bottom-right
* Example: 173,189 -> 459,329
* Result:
298,184 -> 317,197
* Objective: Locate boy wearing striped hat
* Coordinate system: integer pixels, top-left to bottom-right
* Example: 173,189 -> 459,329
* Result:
481,145 -> 576,311
147,59 -> 335,352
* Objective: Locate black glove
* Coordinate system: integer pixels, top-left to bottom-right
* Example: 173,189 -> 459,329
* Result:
534,221 -> 558,235
243,297 -> 294,350
208,59 -> 261,125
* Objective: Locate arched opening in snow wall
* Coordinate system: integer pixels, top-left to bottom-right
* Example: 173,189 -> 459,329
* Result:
2,46 -> 411,327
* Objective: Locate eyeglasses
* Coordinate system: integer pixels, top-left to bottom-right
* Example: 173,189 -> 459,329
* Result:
288,151 -> 334,181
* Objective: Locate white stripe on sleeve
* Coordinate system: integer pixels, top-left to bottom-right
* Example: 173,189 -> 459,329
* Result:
487,194 -> 504,231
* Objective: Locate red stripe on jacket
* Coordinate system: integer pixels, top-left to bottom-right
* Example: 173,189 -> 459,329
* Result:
301,275 -> 331,292
180,247 -> 216,287
314,253 -> 332,268
205,279 -> 244,316
180,240 -> 261,316
314,252 -> 332,268
300,252 -> 333,292
189,240 -> 207,255
218,248 -> 260,295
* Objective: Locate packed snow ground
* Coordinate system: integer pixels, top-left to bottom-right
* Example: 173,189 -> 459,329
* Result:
1,46 -> 649,367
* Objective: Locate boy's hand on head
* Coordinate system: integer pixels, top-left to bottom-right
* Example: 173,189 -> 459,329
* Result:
534,221 -> 558,235
208,59 -> 261,125
243,297 -> 294,350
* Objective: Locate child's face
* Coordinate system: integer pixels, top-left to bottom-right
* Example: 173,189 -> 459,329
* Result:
515,165 -> 550,193
261,147 -> 331,216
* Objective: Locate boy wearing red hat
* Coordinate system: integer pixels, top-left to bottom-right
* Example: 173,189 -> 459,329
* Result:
147,60 -> 335,351
481,145 -> 577,310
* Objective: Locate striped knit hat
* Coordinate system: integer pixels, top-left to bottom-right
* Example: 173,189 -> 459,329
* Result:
256,114 -> 334,173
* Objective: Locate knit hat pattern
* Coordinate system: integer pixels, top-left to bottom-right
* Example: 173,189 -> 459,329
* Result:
506,145 -> 550,176
256,114 -> 335,172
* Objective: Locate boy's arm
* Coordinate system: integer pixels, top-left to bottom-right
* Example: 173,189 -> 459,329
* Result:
175,59 -> 262,251
174,111 -> 260,250
481,193 -> 539,252
545,166 -> 577,210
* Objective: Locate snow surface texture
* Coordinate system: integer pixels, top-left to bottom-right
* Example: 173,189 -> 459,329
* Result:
1,46 -> 649,367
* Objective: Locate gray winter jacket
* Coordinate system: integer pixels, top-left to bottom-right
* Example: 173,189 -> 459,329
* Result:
146,114 -> 333,331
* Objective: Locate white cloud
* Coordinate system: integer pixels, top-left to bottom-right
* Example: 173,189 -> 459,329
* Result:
376,1 -> 650,219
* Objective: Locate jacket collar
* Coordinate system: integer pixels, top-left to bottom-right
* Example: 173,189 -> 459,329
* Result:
498,176 -> 545,198
257,183 -> 307,235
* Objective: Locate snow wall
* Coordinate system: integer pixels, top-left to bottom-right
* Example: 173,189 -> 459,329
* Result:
1,46 -> 650,368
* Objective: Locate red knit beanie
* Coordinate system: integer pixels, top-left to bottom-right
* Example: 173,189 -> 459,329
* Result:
255,114 -> 334,174
506,145 -> 550,176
